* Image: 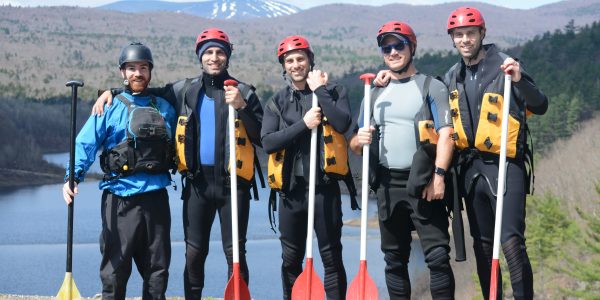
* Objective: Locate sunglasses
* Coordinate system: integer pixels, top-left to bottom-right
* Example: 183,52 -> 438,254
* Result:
380,40 -> 409,55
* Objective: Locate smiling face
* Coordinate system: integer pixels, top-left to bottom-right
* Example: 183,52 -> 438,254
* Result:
121,61 -> 151,93
381,35 -> 411,72
283,49 -> 310,83
451,26 -> 484,60
201,46 -> 228,75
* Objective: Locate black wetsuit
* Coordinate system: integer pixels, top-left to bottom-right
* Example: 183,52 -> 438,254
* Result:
261,83 -> 351,300
146,72 -> 264,299
444,44 -> 548,300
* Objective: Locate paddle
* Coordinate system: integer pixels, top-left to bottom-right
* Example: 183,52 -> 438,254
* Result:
291,93 -> 325,300
223,79 -> 251,300
489,73 -> 512,300
56,80 -> 83,300
347,73 -> 378,300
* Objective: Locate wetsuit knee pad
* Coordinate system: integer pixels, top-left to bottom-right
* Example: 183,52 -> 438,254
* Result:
473,239 -> 493,262
425,247 -> 454,296
281,246 -> 304,268
383,250 -> 410,268
186,244 -> 208,266
502,236 -> 533,297
319,246 -> 344,269
425,246 -> 450,268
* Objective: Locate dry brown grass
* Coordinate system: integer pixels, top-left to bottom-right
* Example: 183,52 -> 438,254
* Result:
534,114 -> 600,219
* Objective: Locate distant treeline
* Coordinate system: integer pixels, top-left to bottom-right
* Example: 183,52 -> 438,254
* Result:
0,96 -> 92,187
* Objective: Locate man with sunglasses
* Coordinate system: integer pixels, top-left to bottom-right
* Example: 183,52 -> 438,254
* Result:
349,21 -> 456,299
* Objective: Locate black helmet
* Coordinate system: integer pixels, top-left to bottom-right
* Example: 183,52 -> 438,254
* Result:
118,42 -> 153,69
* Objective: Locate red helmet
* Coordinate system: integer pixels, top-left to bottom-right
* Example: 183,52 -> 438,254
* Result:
277,35 -> 313,63
377,21 -> 417,51
447,7 -> 486,33
195,28 -> 231,54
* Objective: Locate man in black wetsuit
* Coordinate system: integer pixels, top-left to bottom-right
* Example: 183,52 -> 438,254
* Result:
260,35 -> 352,300
443,7 -> 548,299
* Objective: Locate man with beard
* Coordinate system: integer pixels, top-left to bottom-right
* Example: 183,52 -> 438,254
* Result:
63,42 -> 176,299
261,35 -> 352,300
350,22 -> 456,299
93,28 -> 263,299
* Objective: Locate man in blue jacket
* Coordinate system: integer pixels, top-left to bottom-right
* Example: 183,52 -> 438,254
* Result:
62,42 -> 176,300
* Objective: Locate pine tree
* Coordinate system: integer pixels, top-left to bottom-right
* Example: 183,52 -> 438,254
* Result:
561,182 -> 600,299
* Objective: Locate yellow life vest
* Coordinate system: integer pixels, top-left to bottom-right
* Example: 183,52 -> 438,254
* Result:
265,101 -> 350,191
449,90 -> 521,158
227,118 -> 255,182
174,79 -> 256,182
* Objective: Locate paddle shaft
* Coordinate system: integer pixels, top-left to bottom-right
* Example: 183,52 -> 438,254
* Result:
489,74 -> 512,300
359,78 -> 372,261
228,104 -> 240,264
305,94 -> 319,260
66,80 -> 83,273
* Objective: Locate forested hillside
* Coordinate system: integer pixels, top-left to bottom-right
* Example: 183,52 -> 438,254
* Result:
1,20 -> 599,191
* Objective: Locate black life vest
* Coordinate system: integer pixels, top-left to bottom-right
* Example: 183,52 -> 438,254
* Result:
100,94 -> 172,180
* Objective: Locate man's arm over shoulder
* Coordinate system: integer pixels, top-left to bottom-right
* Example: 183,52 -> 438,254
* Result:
261,94 -> 308,154
146,80 -> 188,108
236,82 -> 264,147
314,83 -> 351,133
428,78 -> 453,131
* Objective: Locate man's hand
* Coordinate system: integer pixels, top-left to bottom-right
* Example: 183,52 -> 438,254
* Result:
92,90 -> 113,116
224,85 -> 246,110
303,107 -> 322,129
349,126 -> 375,155
421,174 -> 445,202
374,70 -> 392,87
306,69 -> 328,91
356,126 -> 374,147
500,57 -> 522,82
62,181 -> 78,205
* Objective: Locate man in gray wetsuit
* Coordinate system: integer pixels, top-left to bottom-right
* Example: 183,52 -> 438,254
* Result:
349,21 -> 456,299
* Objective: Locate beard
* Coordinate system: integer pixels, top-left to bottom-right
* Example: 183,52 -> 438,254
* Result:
128,76 -> 150,93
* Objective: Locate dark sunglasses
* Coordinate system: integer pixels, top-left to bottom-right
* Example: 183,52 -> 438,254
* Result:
380,40 -> 409,55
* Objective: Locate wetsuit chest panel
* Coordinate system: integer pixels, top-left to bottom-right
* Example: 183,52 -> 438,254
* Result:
198,92 -> 215,166
373,80 -> 422,169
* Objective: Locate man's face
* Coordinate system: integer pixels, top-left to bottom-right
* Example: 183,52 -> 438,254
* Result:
201,47 -> 228,75
381,35 -> 411,71
451,26 -> 484,59
121,61 -> 151,93
283,50 -> 310,83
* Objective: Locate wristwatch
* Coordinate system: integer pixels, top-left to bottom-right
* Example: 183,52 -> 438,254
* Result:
434,166 -> 446,177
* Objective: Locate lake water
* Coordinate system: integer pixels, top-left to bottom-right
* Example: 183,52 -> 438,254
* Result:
0,153 -> 426,299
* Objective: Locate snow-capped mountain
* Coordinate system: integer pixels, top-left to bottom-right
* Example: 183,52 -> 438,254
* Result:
100,0 -> 302,20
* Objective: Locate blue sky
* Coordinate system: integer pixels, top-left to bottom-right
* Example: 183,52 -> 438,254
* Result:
0,0 -> 564,10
